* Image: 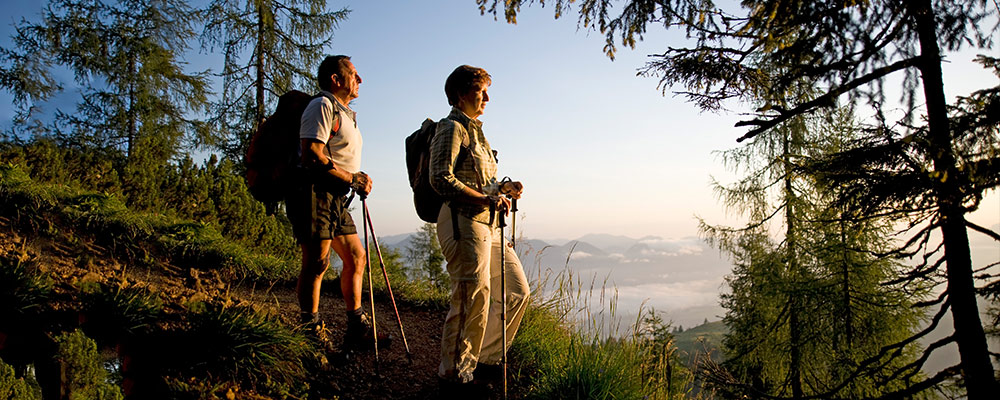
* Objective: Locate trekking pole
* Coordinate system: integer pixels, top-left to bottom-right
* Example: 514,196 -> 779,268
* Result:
510,198 -> 518,251
498,204 -> 508,400
362,200 -> 413,361
361,196 -> 379,367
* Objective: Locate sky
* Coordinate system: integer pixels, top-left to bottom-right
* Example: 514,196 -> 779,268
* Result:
2,0 -> 999,329
1,0 -> 996,243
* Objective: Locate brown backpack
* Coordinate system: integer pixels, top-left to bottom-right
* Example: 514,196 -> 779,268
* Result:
404,117 -> 467,222
245,90 -> 339,213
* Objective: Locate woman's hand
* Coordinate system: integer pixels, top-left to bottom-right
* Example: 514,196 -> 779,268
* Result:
485,193 -> 512,214
500,180 -> 523,199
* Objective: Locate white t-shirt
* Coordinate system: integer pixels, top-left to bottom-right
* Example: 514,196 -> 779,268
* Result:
299,91 -> 362,173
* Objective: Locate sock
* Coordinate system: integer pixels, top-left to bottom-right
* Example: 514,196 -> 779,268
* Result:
300,312 -> 319,325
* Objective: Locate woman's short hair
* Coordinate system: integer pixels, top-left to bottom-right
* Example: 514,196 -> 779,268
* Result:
445,65 -> 492,106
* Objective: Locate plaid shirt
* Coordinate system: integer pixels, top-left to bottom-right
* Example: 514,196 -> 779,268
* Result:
429,107 -> 500,225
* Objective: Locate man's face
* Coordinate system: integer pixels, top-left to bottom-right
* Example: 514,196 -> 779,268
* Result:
460,81 -> 489,118
334,60 -> 362,100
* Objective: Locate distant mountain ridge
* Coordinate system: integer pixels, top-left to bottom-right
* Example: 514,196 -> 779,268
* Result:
377,230 -> 732,328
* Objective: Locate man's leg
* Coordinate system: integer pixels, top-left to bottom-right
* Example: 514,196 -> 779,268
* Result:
329,233 -> 365,311
298,239 -> 333,316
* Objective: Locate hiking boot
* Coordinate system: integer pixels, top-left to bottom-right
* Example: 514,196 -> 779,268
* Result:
302,321 -> 338,354
473,363 -> 503,386
343,311 -> 393,351
438,377 -> 489,400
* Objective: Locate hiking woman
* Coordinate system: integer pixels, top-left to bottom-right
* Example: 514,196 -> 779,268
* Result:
429,65 -> 530,396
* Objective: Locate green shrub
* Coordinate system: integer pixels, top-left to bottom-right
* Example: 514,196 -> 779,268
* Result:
0,356 -> 42,400
54,330 -> 124,400
0,142 -> 298,271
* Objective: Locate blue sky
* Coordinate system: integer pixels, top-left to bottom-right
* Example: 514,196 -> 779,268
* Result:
331,0 -> 747,241
3,0 -> 996,243
2,0 -> 998,330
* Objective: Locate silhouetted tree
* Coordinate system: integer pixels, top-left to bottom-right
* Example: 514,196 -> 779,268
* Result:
200,0 -> 349,162
704,107 -> 924,399
482,1 -> 999,397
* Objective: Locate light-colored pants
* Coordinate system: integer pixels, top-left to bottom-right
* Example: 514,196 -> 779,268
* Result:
436,205 -> 530,383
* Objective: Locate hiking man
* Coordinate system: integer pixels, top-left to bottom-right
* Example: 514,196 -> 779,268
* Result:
286,55 -> 386,350
430,65 -> 530,396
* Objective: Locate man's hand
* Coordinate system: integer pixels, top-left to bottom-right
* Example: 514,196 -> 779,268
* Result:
500,180 -> 524,199
351,172 -> 372,195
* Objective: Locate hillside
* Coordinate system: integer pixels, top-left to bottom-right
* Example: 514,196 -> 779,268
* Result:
674,320 -> 727,364
0,172 -> 458,399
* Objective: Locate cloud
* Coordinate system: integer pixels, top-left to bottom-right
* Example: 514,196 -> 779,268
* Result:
569,251 -> 594,260
609,279 -> 724,312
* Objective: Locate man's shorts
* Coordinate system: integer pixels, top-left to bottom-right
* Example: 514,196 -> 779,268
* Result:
286,184 -> 357,243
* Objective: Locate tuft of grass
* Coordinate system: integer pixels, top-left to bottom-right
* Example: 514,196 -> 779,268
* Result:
169,304 -> 311,397
0,255 -> 51,322
80,281 -> 164,343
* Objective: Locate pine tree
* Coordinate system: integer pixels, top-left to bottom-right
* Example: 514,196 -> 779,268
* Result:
200,0 -> 350,162
406,222 -> 447,290
481,1 -> 1000,396
702,108 -> 924,398
0,0 -> 211,208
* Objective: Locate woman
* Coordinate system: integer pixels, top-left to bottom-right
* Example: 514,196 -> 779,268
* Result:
429,65 -> 530,396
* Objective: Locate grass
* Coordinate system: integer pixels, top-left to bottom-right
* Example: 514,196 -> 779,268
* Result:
509,254 -> 704,399
173,304 -> 311,397
2,160 -> 710,399
0,254 -> 51,322
122,303 -> 313,399
79,280 -> 164,343
0,163 -> 298,282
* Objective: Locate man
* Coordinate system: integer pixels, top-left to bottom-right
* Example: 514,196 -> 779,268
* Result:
286,55 -> 387,350
430,65 -> 530,397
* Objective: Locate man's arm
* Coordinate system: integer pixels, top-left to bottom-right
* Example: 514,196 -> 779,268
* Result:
300,138 -> 370,195
298,98 -> 371,195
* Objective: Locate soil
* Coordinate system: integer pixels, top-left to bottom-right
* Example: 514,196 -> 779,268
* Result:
0,219 -> 471,400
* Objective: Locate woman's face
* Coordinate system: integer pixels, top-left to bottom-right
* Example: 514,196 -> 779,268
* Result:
458,81 -> 490,119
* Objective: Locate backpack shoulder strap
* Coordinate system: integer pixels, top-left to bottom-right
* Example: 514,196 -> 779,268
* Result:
314,92 -> 342,134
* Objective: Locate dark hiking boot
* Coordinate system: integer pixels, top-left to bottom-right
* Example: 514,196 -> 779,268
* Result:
438,377 -> 489,400
302,321 -> 338,355
473,363 -> 503,385
342,311 -> 392,351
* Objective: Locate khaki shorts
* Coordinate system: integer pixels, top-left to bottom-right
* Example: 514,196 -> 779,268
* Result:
286,184 -> 356,242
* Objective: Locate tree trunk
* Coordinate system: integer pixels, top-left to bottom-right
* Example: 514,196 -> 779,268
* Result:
910,0 -> 998,397
252,0 -> 266,151
783,129 -> 804,400
126,54 -> 137,160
